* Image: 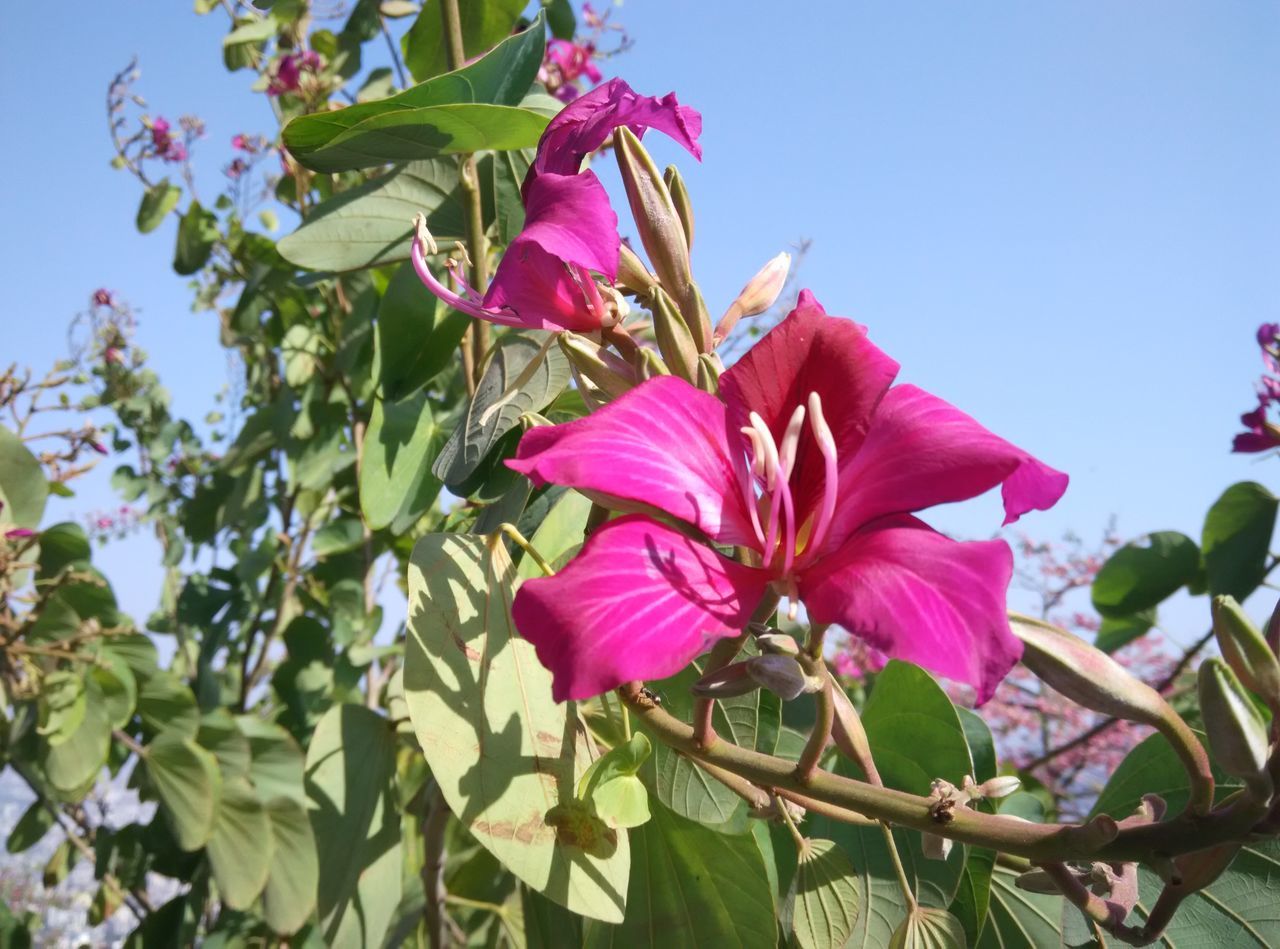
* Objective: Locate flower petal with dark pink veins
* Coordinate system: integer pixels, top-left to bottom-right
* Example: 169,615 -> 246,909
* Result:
718,290 -> 899,527
798,517 -> 1020,704
508,376 -> 757,546
814,384 -> 1068,555
528,78 -> 703,187
513,515 -> 767,701
483,171 -> 619,330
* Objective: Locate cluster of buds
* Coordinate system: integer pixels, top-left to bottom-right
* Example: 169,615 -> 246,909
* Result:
1233,322 -> 1280,453
690,626 -> 823,701
561,127 -> 790,406
147,116 -> 193,163
920,775 -> 1022,860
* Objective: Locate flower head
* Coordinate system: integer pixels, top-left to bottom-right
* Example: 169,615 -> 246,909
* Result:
149,116 -> 188,163
411,78 -> 701,331
268,50 -> 323,96
508,293 -> 1067,703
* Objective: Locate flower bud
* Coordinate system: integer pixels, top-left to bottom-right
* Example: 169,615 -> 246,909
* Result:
1173,842 -> 1240,891
830,685 -> 881,784
1011,614 -> 1177,725
920,832 -> 953,861
616,243 -> 657,294
559,333 -> 637,401
636,348 -> 670,381
1212,595 -> 1280,714
663,164 -> 694,251
696,354 -> 721,396
1013,867 -> 1062,894
754,631 -> 800,656
1198,657 -> 1273,798
747,654 -> 820,700
649,288 -> 699,383
714,252 -> 792,344
974,776 -> 1022,800
690,660 -> 760,699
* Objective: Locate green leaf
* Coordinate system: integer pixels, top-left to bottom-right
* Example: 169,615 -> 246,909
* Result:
0,425 -> 48,530
6,801 -> 55,854
38,671 -> 87,745
37,522 -> 90,578
206,778 -> 273,910
956,706 -> 996,783
543,0 -> 576,40
432,333 -> 570,486
283,14 -> 548,173
579,734 -> 652,829
136,180 -> 182,233
1093,609 -> 1156,654
581,801 -> 775,947
235,716 -> 308,807
42,682 -> 111,797
261,797 -> 320,935
402,0 -> 527,82
144,731 -> 223,850
137,673 -> 200,738
1091,530 -> 1201,617
306,703 -> 402,948
516,488 -> 591,580
376,259 -> 470,400
360,390 -> 442,531
197,711 -> 252,779
282,323 -> 324,387
91,657 -> 138,730
405,533 -> 629,921
311,517 -> 365,557
173,201 -> 219,275
278,159 -> 467,272
890,907 -> 967,948
1202,481 -> 1278,601
783,838 -> 861,949
949,846 -> 996,946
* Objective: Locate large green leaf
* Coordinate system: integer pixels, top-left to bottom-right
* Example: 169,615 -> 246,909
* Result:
376,260 -> 471,401
143,731 -> 223,850
136,180 -> 182,233
783,838 -> 861,949
516,488 -> 592,580
405,533 -> 629,922
401,0 -> 526,82
1202,481 -> 1278,602
283,15 -> 547,173
359,389 -> 442,531
235,716 -> 308,806
37,522 -> 91,578
1091,531 -> 1200,617
278,159 -> 466,272
581,801 -> 775,947
0,425 -> 48,530
432,333 -> 570,486
975,865 -> 1063,948
6,801 -> 55,854
1093,609 -> 1156,654
261,796 -> 320,935
173,201 -> 219,275
306,703 -> 402,948
809,661 -> 972,946
206,778 -> 273,910
41,681 -> 111,798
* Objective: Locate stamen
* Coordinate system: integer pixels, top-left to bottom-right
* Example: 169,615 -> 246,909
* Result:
445,259 -> 484,303
805,392 -> 839,556
748,412 -> 781,490
777,404 -> 807,480
779,474 -> 797,577
740,427 -> 766,480
734,449 -> 766,548
410,216 -> 525,327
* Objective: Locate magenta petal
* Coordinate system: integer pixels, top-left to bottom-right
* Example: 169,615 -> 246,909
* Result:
530,78 -> 703,184
1234,432 -> 1277,453
719,290 -> 899,526
508,376 -> 758,546
483,172 -> 619,331
799,518 -> 1021,704
512,515 -> 768,701
821,384 -> 1068,550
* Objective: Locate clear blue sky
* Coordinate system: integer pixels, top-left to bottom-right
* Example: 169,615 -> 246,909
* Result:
3,2 -> 1276,638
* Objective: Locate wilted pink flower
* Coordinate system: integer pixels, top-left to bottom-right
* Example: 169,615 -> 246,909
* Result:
542,38 -> 603,102
93,289 -> 114,307
225,158 -> 248,180
1233,322 -> 1280,452
411,78 -> 701,331
149,117 -> 188,163
508,293 -> 1068,702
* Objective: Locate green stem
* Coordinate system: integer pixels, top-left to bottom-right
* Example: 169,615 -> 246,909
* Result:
776,793 -> 807,850
880,822 -> 918,913
498,523 -> 555,577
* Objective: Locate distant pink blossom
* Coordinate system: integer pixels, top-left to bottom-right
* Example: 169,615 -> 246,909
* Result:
149,117 -> 188,163
93,289 -> 115,307
268,50 -> 323,96
1233,322 -> 1280,453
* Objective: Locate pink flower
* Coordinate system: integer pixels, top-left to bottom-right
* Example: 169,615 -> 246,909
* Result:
269,50 -> 323,96
225,158 -> 248,180
1234,404 -> 1280,453
411,79 -> 701,331
4,528 -> 35,540
507,293 -> 1068,702
149,117 -> 188,163
93,289 -> 114,307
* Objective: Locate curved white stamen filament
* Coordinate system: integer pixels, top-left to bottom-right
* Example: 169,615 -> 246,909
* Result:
410,215 -> 526,327
779,473 -> 797,577
778,404 -> 807,481
805,391 -> 839,556
748,412 -> 781,490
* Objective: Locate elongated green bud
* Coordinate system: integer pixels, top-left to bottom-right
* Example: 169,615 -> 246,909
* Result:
663,165 -> 695,250
614,128 -> 711,351
617,242 -> 657,295
1198,657 -> 1273,798
696,353 -> 721,395
1011,613 -> 1215,814
559,333 -> 636,401
650,288 -> 699,382
636,348 -> 670,381
830,684 -> 881,785
1267,598 -> 1280,657
1213,595 -> 1280,714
